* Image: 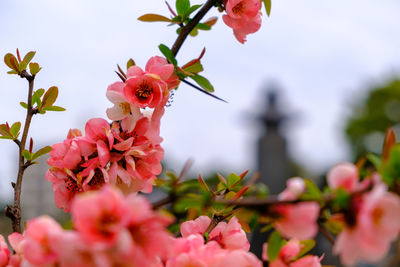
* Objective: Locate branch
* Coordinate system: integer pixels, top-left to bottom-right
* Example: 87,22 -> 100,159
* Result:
6,71 -> 35,233
171,0 -> 219,56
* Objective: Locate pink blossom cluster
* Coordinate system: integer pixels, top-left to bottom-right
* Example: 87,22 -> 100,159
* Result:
1,186 -> 172,267
274,177 -> 320,240
263,239 -> 322,267
223,0 -> 263,43
0,187 -> 265,267
328,163 -> 400,266
166,216 -> 262,266
46,57 -> 178,211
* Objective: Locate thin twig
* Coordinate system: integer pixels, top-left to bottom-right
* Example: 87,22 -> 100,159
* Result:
6,71 -> 35,233
171,0 -> 219,56
318,222 -> 335,245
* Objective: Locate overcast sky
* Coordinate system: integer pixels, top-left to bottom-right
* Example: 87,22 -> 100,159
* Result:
1,0 -> 400,202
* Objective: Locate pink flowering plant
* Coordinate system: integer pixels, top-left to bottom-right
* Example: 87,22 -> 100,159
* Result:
1,0 -> 400,266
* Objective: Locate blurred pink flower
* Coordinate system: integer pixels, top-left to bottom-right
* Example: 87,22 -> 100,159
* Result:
333,183 -> 400,266
278,177 -> 306,201
327,163 -> 359,192
263,239 -> 321,267
0,234 -> 10,267
273,202 -> 320,239
7,233 -> 24,267
209,216 -> 250,251
71,186 -> 130,247
223,0 -> 262,43
23,216 -> 63,266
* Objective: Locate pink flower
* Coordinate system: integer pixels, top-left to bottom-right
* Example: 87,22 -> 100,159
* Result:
209,216 -> 250,251
333,184 -> 400,266
327,163 -> 359,192
263,239 -> 321,267
180,216 -> 211,238
23,216 -> 63,265
278,177 -> 306,201
273,202 -> 320,239
0,235 -> 10,267
212,249 -> 262,267
47,128 -> 83,170
223,0 -> 262,43
106,81 -> 141,132
124,57 -> 177,108
71,185 -> 130,247
7,233 -> 24,267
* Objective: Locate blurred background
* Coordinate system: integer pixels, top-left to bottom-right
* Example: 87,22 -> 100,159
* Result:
1,0 -> 400,265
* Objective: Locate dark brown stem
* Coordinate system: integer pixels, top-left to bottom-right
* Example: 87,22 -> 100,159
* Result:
171,0 -> 219,56
6,71 -> 35,233
152,195 -> 174,209
318,222 -> 335,245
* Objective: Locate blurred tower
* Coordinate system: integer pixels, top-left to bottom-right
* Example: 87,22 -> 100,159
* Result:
251,86 -> 294,260
257,88 -> 292,194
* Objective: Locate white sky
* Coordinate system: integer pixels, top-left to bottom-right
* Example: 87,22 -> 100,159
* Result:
1,0 -> 400,202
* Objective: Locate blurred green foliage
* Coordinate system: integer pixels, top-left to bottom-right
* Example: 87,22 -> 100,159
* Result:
345,78 -> 400,159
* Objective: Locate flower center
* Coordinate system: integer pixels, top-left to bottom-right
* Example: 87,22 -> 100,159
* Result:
135,81 -> 153,101
232,1 -> 245,15
372,206 -> 384,226
119,102 -> 131,115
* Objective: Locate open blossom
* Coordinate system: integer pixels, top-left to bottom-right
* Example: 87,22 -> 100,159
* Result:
167,216 -> 260,266
0,235 -> 10,267
123,56 -> 179,108
7,233 -> 25,267
180,216 -> 249,251
223,0 -> 262,43
23,216 -> 63,266
273,202 -> 320,239
263,239 -> 322,267
333,183 -> 400,266
71,185 -> 130,246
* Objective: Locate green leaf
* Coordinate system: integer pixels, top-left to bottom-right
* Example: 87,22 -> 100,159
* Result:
32,146 -> 53,160
138,14 -> 172,22
296,240 -> 315,259
196,23 -> 211,31
0,124 -> 11,137
7,70 -> 18,75
262,0 -> 272,16
126,58 -> 135,69
183,61 -> 204,74
0,136 -> 13,140
10,122 -> 21,138
4,53 -> 19,71
366,153 -> 381,170
300,179 -> 322,201
227,173 -> 241,188
43,106 -> 66,112
158,44 -> 177,66
20,51 -> 36,70
189,74 -> 214,92
380,144 -> 400,187
176,0 -> 190,16
20,102 -> 28,109
32,90 -> 43,108
29,62 -> 41,75
184,4 -> 202,18
189,27 -> 198,36
22,150 -> 32,161
333,188 -> 350,210
267,231 -> 283,262
42,86 -> 58,108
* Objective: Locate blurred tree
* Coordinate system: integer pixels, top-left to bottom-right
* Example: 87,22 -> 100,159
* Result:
345,78 -> 400,160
